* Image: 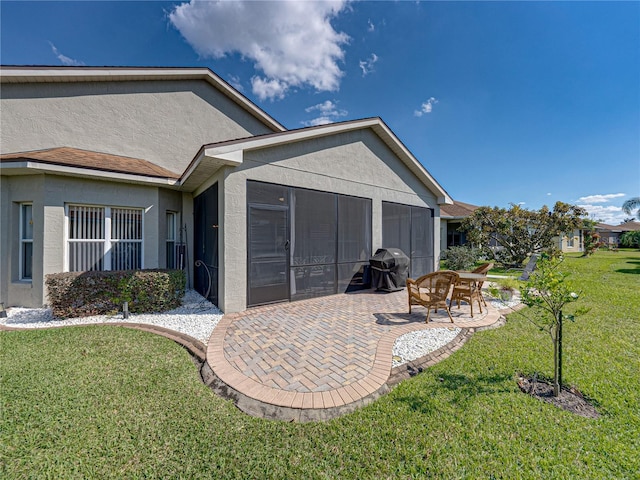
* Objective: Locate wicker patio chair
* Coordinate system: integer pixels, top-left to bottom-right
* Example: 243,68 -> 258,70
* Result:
407,270 -> 459,323
451,263 -> 493,317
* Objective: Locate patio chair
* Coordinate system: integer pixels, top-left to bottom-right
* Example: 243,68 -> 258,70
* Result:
407,270 -> 459,323
451,263 -> 493,317
471,262 -> 493,307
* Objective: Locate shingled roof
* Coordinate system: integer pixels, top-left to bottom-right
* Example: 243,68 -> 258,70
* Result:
440,201 -> 480,219
0,147 -> 180,179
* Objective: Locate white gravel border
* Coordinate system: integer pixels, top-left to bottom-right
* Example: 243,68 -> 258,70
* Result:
1,289 -> 222,343
392,327 -> 462,368
3,290 -> 504,366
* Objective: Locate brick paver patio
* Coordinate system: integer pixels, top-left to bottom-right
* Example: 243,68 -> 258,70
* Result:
205,289 -> 503,420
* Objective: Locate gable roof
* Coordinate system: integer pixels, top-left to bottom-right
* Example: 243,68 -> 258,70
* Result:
180,117 -> 453,204
0,66 -> 286,133
440,200 -> 479,219
617,221 -> 640,231
1,67 -> 451,203
0,147 -> 180,185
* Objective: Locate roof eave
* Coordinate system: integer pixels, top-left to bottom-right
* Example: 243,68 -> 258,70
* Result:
0,161 -> 180,187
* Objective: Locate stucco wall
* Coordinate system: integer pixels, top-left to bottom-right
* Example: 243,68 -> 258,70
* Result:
1,79 -> 274,174
1,174 -> 178,307
2,175 -> 46,307
218,129 -> 441,313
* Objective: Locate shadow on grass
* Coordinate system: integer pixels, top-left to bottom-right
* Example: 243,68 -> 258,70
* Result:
394,373 -> 513,413
616,259 -> 640,275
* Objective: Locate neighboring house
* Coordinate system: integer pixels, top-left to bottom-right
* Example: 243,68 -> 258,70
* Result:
439,201 -> 479,251
556,229 -> 584,253
440,201 -> 599,255
0,66 -> 452,312
595,221 -> 640,246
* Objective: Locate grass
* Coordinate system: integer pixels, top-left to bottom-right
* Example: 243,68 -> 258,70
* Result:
2,250 -> 639,478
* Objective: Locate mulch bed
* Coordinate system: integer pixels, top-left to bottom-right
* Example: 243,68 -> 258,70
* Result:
517,374 -> 600,419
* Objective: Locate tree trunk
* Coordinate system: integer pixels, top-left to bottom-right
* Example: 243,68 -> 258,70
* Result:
553,312 -> 563,397
558,311 -> 563,396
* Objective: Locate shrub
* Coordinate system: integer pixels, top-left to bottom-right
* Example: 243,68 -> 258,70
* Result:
46,269 -> 186,318
620,231 -> 640,248
441,245 -> 482,271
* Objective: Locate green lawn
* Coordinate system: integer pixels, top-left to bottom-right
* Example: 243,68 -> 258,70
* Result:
2,251 -> 639,479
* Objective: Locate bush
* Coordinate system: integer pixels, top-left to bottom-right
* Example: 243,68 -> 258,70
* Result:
46,269 -> 186,318
441,245 -> 482,271
620,231 -> 640,248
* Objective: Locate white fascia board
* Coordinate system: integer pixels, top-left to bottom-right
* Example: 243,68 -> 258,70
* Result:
0,161 -> 180,186
203,149 -> 244,165
179,149 -> 243,184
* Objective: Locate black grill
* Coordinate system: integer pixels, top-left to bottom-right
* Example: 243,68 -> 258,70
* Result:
369,248 -> 410,292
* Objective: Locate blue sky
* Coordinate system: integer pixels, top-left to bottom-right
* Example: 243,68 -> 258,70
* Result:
2,1 -> 639,224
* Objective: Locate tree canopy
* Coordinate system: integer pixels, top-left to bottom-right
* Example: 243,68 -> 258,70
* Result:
622,197 -> 640,220
461,202 -> 587,267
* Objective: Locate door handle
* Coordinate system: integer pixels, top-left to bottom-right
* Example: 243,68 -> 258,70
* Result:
284,240 -> 290,250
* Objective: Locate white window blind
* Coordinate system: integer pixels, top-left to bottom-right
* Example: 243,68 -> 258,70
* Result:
68,205 -> 142,272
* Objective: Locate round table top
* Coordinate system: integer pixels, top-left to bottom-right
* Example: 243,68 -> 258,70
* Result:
456,272 -> 487,281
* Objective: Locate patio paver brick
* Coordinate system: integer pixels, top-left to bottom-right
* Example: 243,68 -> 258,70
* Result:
206,289 -> 503,420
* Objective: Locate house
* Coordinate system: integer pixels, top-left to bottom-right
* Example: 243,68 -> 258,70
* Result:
440,201 -> 604,255
555,229 -> 584,253
592,221 -> 640,247
439,200 -> 479,251
0,66 -> 452,313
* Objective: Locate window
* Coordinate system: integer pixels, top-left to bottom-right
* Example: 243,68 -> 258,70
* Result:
166,212 -> 177,269
566,235 -> 575,248
67,205 -> 143,272
20,203 -> 33,280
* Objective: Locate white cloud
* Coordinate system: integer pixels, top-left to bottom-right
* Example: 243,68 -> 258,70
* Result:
547,193 -> 552,196
251,77 -> 288,101
302,100 -> 348,126
576,193 -> 626,204
578,204 -> 628,225
367,19 -> 375,32
227,74 -> 244,92
169,0 -> 350,101
359,53 -> 378,76
414,97 -> 438,117
48,42 -> 84,66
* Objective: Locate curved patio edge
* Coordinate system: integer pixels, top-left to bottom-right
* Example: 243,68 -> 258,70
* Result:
204,303 -> 506,422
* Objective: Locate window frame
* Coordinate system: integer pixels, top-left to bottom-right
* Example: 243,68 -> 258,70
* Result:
166,211 -> 178,269
566,235 -> 575,248
19,203 -> 33,281
65,204 -> 144,272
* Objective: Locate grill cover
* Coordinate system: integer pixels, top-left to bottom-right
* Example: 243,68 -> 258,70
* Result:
369,248 -> 410,292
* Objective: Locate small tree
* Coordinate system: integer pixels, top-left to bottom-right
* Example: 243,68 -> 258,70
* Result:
461,202 -> 587,267
521,256 -> 587,396
582,219 -> 602,257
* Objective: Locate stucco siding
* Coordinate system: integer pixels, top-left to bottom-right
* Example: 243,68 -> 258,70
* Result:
1,174 -> 177,306
2,175 -> 45,307
1,80 -> 274,173
157,189 -> 183,268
